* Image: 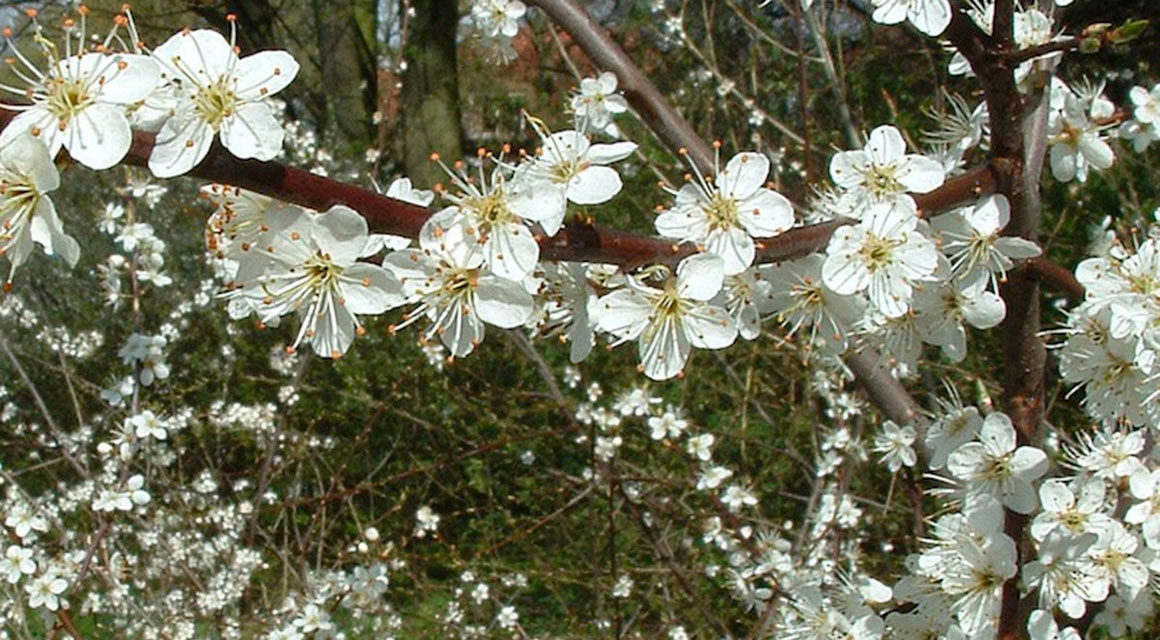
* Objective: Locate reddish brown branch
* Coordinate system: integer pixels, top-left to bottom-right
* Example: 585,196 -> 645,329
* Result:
946,2 -> 1048,639
0,3 -> 1001,437
0,106 -> 995,271
1007,37 -> 1079,65
1027,256 -> 1085,302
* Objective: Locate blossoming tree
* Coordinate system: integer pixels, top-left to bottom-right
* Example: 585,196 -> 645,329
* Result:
0,0 -> 1158,639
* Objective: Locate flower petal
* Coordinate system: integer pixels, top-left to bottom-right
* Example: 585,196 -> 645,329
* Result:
567,165 -> 623,205
66,103 -> 132,170
235,51 -> 300,101
341,263 -> 405,314
221,102 -> 284,161
475,277 -> 533,328
720,152 -> 769,200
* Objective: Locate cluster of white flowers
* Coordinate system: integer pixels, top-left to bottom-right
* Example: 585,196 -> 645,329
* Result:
1,1 -> 1160,637
1048,78 -> 1117,183
1120,83 -> 1160,152
571,71 -> 628,137
1061,227 -> 1160,426
0,9 -> 296,282
467,0 -> 527,64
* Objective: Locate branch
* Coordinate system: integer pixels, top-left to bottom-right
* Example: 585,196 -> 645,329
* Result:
0,108 -> 993,272
1026,256 -> 1085,303
1007,37 -> 1079,65
524,0 -> 716,175
845,349 -> 926,428
946,1 -> 1051,638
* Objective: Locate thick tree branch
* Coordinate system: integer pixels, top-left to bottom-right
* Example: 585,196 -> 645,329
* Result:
946,2 -> 1052,638
0,107 -> 992,271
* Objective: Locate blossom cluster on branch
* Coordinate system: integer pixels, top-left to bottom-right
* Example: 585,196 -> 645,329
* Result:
1,1 -> 1160,639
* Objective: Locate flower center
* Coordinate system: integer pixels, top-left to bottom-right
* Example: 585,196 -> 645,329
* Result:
980,453 -> 1014,481
860,233 -> 901,271
46,76 -> 93,125
1127,272 -> 1158,296
864,165 -> 903,198
704,194 -> 740,230
304,253 -> 343,291
193,77 -> 239,130
466,191 -> 515,237
438,266 -> 479,299
550,159 -> 587,184
1060,510 -> 1087,531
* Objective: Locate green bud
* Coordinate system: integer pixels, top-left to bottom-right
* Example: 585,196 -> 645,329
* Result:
1110,19 -> 1149,44
1081,23 -> 1112,37
1079,37 -> 1102,54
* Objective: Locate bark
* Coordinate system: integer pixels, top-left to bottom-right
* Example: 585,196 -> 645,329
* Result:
400,0 -> 464,188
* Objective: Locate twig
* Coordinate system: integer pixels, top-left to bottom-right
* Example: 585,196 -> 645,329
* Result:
524,0 -> 716,174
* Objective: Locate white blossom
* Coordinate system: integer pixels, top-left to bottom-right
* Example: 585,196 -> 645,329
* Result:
655,151 -> 794,275
148,28 -> 299,177
822,197 -> 939,318
946,412 -> 1048,514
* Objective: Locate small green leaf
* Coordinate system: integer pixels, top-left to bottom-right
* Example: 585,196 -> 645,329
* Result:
1110,19 -> 1149,44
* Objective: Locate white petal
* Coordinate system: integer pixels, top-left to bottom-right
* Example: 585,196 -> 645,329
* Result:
313,205 -> 369,265
0,110 -> 63,158
720,152 -> 769,199
947,442 -> 985,479
67,103 -> 132,170
585,141 -> 637,164
908,0 -> 951,36
221,102 -> 284,161
32,198 -> 79,268
737,189 -> 794,237
149,116 -> 215,178
896,156 -> 945,193
475,277 -> 534,328
235,51 -> 300,101
705,227 -> 754,275
866,125 -> 906,166
595,288 -> 652,340
830,150 -> 869,189
1004,479 -> 1039,514
1078,133 -> 1114,170
1011,446 -> 1047,479
961,289 -> 1006,329
440,301 -> 485,357
160,30 -> 235,80
567,165 -> 623,205
995,237 -> 1042,260
980,412 -> 1016,455
0,134 -> 59,192
639,315 -> 690,380
1039,480 -> 1074,512
486,223 -> 539,281
684,305 -> 737,349
676,252 -> 725,301
96,54 -> 162,104
1050,144 -> 1078,182
341,264 -> 404,314
871,0 -> 908,25
310,304 -> 356,358
655,209 -> 697,240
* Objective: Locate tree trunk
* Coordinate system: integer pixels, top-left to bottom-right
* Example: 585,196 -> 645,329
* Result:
399,0 -> 463,188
